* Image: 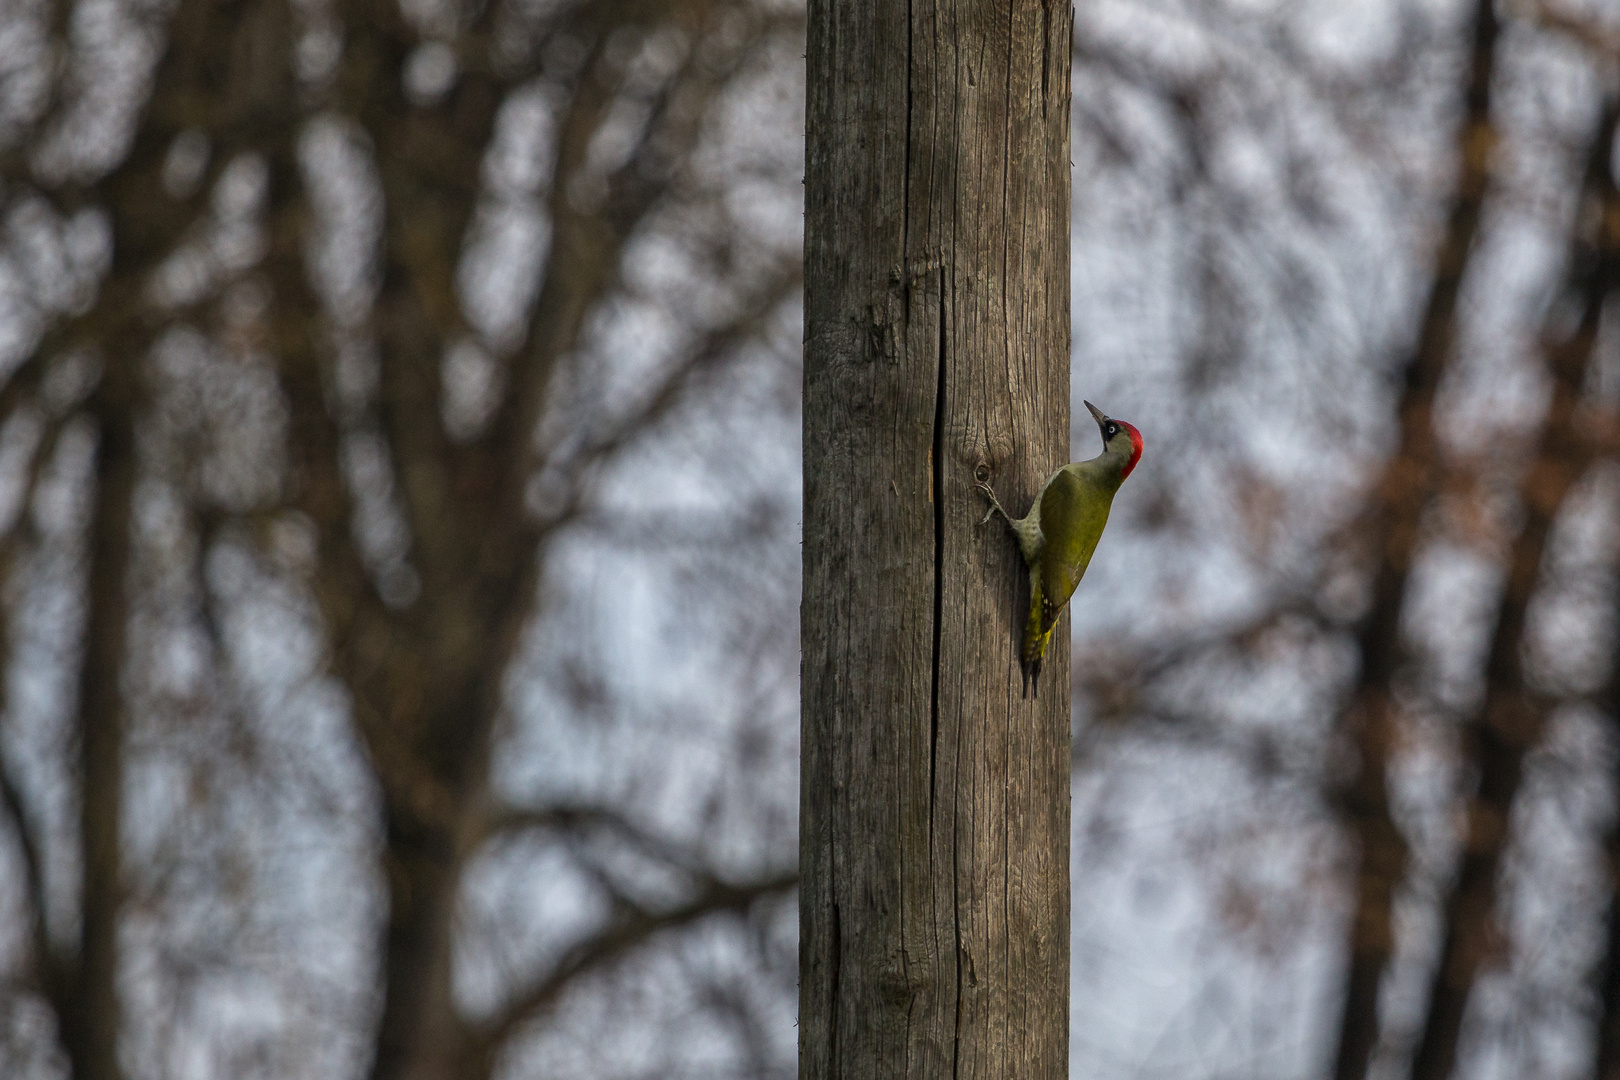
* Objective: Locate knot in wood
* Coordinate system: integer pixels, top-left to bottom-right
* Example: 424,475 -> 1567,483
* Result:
874,955 -> 933,1007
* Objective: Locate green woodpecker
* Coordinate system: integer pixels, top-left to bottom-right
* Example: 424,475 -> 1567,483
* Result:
977,400 -> 1143,698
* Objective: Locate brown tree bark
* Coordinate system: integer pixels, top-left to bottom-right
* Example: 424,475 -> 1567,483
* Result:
800,2 -> 1074,1078
1329,3 -> 1499,1077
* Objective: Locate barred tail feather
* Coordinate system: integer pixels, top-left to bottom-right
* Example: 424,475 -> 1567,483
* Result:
1021,575 -> 1053,699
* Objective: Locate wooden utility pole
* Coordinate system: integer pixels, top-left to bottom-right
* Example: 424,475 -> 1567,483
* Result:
800,2 -> 1075,1078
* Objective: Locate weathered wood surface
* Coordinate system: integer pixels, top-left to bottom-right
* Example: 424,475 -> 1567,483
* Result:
800,2 -> 1075,1078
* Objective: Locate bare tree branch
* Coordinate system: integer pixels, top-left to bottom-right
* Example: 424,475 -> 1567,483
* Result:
464,870 -> 797,1076
0,726 -> 51,995
534,259 -> 802,528
1518,1 -> 1620,61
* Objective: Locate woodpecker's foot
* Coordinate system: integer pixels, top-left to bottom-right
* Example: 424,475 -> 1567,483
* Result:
975,478 -> 1009,526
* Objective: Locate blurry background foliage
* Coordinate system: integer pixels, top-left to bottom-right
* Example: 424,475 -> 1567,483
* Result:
3,0 -> 1620,1079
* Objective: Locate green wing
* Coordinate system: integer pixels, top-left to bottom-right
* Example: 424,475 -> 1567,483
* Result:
1016,463 -> 1122,696
1034,466 -> 1116,639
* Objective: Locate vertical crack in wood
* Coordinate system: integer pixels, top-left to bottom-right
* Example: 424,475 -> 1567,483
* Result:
934,283 -> 963,1080
828,898 -> 841,1072
1039,0 -> 1050,117
929,321 -> 945,811
928,278 -> 946,797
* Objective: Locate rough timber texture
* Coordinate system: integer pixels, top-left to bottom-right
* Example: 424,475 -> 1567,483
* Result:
800,2 -> 1075,1079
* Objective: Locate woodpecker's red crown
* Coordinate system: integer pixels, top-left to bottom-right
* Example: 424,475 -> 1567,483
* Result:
1116,420 -> 1143,479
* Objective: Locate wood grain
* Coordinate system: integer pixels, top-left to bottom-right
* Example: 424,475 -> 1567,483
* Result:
801,2 -> 1074,1077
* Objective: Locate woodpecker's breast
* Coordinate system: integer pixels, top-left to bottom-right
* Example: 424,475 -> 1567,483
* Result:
1013,500 -> 1044,565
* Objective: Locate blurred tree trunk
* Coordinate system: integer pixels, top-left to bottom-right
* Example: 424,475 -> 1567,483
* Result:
1329,2 -> 1499,1077
1597,739 -> 1620,1080
70,387 -> 132,1080
1591,469 -> 1620,1080
1406,93 -> 1620,1080
800,2 -> 1074,1079
32,0 -> 301,1077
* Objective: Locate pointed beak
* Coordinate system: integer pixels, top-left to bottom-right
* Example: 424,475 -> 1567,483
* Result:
1084,400 -> 1108,428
